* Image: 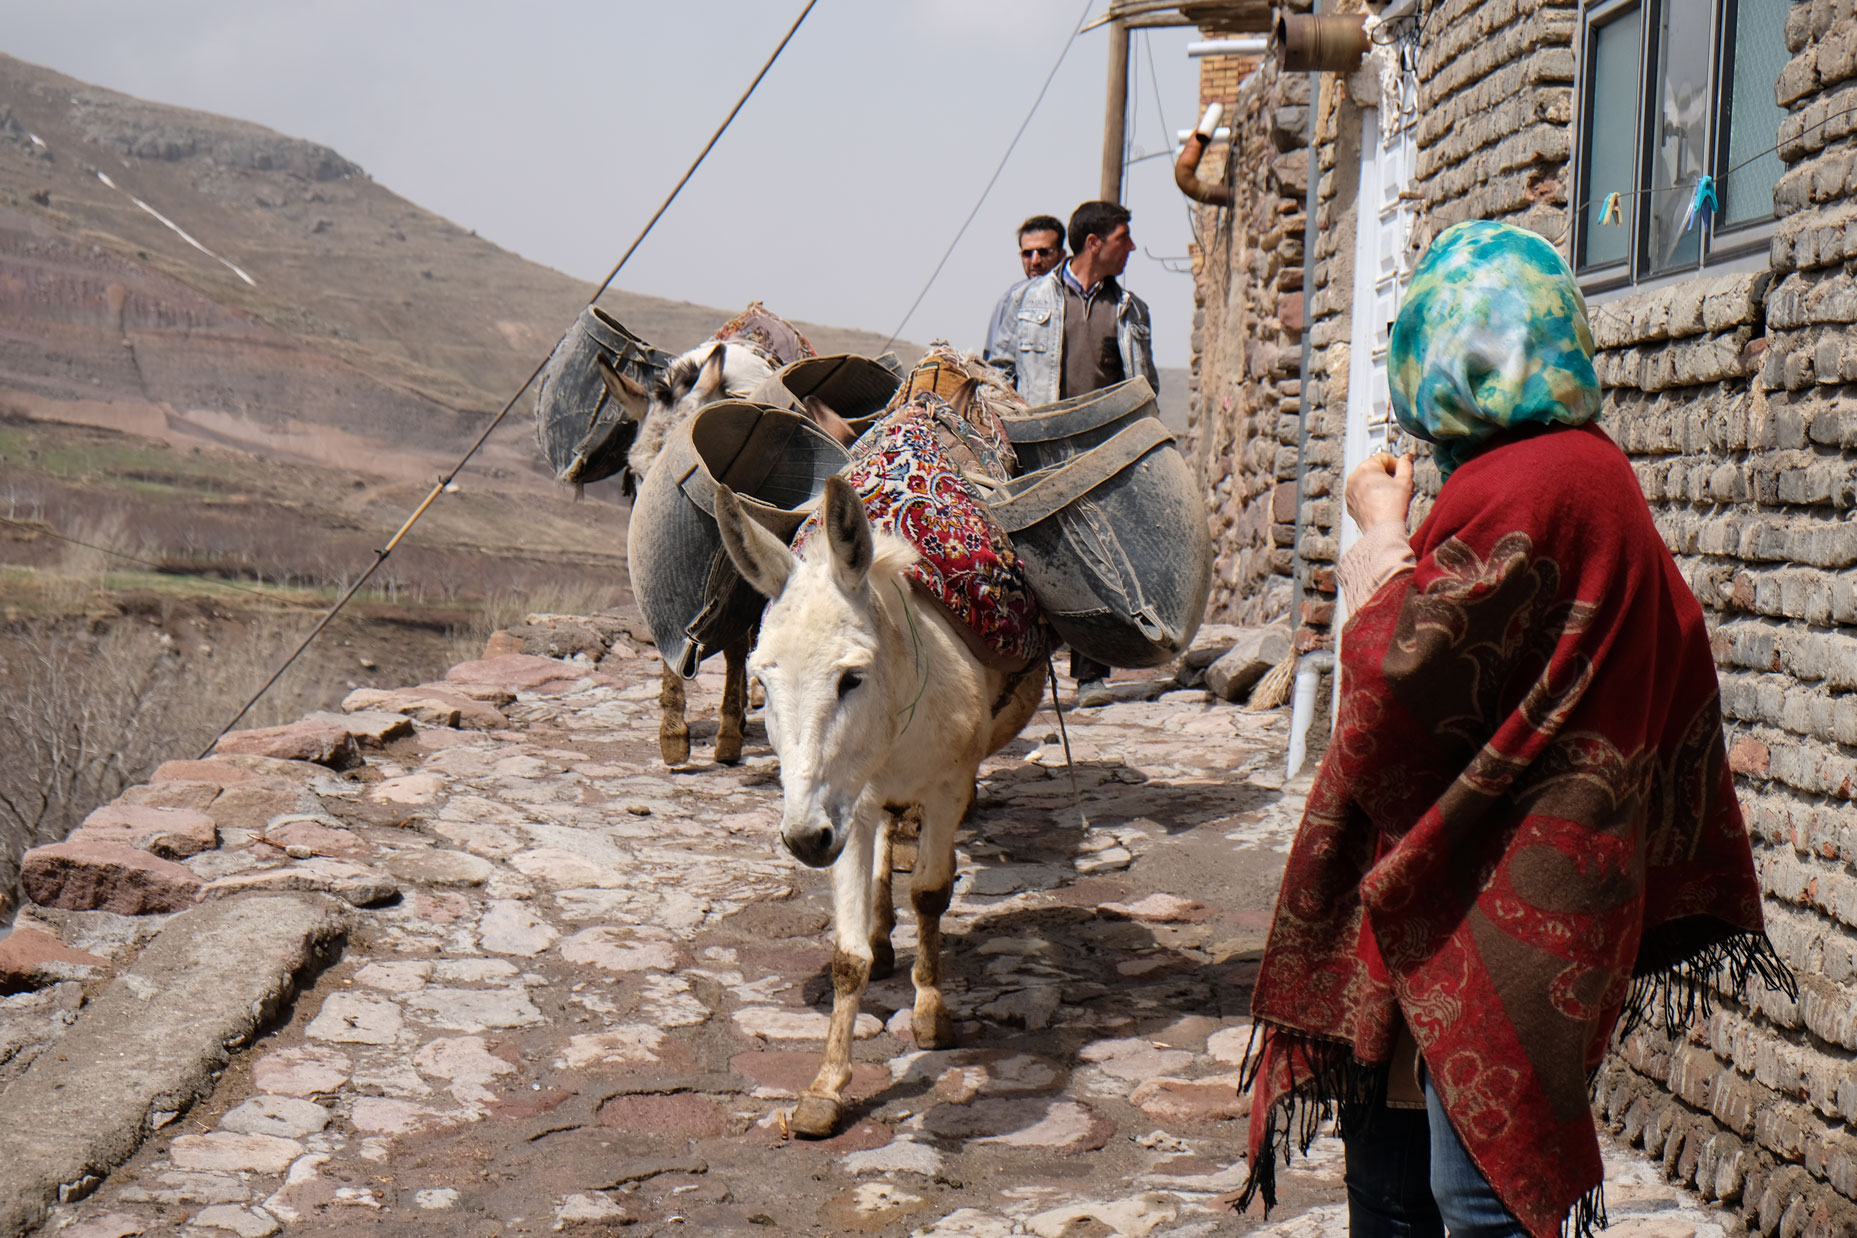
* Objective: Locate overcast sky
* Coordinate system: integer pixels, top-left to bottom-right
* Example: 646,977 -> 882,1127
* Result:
1,1 -> 1208,366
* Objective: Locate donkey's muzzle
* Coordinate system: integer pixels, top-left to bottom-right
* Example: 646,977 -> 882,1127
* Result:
781,823 -> 844,869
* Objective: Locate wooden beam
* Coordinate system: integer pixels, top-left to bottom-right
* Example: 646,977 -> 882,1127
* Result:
1100,17 -> 1131,203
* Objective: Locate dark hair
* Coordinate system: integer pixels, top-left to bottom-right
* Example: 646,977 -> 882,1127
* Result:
1068,201 -> 1132,255
1017,215 -> 1065,246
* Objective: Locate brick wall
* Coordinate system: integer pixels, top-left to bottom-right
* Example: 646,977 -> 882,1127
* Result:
1588,4 -> 1857,1232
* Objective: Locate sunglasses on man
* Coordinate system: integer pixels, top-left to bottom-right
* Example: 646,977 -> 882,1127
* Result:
1021,246 -> 1061,260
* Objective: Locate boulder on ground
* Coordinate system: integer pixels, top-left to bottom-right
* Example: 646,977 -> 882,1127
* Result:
496,619 -> 607,662
20,839 -> 204,914
212,720 -> 362,769
341,686 -> 508,731
1176,623 -> 1255,673
300,709 -> 413,748
0,925 -> 108,993
71,803 -> 217,859
1204,626 -> 1290,702
445,653 -> 589,695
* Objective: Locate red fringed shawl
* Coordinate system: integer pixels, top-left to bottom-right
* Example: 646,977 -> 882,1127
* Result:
1242,424 -> 1790,1238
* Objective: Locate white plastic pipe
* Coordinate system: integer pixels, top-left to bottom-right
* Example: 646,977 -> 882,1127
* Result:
1285,650 -> 1335,780
1175,127 -> 1233,146
1195,102 -> 1224,138
1187,38 -> 1269,57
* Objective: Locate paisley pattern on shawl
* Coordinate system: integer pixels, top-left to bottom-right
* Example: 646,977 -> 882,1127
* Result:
795,392 -> 1042,671
1239,423 -> 1791,1238
711,300 -> 818,368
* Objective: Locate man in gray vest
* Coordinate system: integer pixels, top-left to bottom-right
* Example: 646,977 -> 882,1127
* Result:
986,201 -> 1159,706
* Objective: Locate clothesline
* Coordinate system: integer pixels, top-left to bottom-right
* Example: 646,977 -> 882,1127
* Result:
1575,100 -> 1857,237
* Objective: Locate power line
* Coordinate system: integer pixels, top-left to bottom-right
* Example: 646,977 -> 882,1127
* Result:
197,0 -> 820,757
880,0 -> 1096,353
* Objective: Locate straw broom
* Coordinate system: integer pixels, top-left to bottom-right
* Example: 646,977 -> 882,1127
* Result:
1247,648 -> 1298,710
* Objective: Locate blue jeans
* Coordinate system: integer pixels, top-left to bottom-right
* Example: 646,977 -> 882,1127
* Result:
1342,1074 -> 1530,1238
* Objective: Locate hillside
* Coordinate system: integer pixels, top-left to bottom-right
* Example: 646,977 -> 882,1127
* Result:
0,52 -> 909,481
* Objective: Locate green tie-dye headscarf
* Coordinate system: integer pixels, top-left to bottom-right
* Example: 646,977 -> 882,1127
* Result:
1388,220 -> 1600,478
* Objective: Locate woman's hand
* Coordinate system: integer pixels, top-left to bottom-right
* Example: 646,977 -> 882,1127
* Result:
1345,452 -> 1415,529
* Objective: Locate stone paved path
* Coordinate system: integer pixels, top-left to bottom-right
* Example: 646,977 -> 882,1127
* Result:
29,625 -> 1733,1238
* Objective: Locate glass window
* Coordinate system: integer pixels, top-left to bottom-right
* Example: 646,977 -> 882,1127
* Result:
1646,0 -> 1714,274
1718,0 -> 1790,227
1573,0 -> 1784,283
1581,7 -> 1641,269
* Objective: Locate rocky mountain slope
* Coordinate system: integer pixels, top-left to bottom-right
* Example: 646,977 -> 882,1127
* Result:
0,52 -> 904,479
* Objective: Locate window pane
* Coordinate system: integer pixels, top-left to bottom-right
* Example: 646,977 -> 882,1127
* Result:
1581,6 -> 1642,269
1719,0 -> 1789,227
1646,0 -> 1713,274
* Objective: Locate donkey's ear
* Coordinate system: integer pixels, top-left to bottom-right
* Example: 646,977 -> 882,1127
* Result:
715,483 -> 793,600
692,344 -> 729,402
821,475 -> 873,589
596,357 -> 649,421
801,394 -> 856,446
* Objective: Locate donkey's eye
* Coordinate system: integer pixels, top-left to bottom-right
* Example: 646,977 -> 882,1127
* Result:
837,671 -> 862,699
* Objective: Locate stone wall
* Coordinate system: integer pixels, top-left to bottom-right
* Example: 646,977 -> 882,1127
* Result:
1588,4 -> 1857,1232
1182,48 -> 1308,626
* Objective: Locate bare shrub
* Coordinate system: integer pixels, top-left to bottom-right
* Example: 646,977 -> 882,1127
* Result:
0,611 -> 326,909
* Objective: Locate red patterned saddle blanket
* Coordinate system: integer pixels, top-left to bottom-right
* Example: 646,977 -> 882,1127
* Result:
796,392 -> 1043,671
712,301 -> 816,368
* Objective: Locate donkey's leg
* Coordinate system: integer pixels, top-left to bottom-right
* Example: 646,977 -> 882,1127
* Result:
909,780 -> 968,1050
793,805 -> 879,1138
715,634 -> 750,765
658,659 -> 690,766
869,810 -> 896,981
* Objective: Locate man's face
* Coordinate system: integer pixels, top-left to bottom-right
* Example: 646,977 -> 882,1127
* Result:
1093,223 -> 1135,277
1019,229 -> 1064,278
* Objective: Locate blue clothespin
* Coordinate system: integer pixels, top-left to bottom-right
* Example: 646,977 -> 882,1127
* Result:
1598,192 -> 1622,226
1681,176 -> 1717,234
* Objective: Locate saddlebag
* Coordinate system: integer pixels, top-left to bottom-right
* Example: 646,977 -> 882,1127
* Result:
993,377 -> 1211,668
627,401 -> 850,677
533,306 -> 674,486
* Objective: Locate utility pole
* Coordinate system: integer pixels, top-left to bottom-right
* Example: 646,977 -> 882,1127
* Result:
1099,15 -> 1130,203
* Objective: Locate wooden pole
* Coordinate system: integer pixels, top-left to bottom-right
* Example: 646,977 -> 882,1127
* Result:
1100,17 -> 1130,203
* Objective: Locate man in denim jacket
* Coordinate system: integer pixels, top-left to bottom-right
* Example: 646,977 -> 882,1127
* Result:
985,201 -> 1158,705
984,201 -> 1158,408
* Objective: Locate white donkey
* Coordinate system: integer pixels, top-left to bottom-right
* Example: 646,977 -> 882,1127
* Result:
714,475 -> 1045,1137
603,339 -> 778,766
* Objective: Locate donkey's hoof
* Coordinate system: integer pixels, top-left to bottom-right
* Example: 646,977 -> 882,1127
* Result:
660,732 -> 691,766
913,1006 -> 956,1050
749,682 -> 766,710
791,1093 -> 842,1138
869,938 -> 895,982
715,735 -> 743,765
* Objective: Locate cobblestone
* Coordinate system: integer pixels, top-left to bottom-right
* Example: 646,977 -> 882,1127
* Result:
9,626 -> 1735,1236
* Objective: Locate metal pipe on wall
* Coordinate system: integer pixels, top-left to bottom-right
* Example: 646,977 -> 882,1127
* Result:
1174,102 -> 1233,206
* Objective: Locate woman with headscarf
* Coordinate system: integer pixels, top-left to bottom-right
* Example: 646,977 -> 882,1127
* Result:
1236,221 -> 1792,1238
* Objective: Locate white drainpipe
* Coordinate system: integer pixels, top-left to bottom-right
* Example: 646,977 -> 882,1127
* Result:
1286,651 -> 1336,780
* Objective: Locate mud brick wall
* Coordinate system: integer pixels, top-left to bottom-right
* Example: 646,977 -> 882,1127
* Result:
1406,0 -> 1576,242
1586,5 -> 1857,1233
1182,50 -> 1308,626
